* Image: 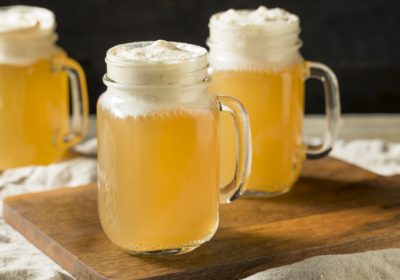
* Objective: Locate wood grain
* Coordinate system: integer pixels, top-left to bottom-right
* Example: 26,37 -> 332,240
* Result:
4,157 -> 400,280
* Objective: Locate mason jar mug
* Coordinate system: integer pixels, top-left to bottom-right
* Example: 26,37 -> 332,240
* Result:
97,40 -> 252,255
0,6 -> 88,169
208,7 -> 341,197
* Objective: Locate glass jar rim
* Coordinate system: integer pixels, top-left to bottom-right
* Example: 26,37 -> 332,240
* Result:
105,41 -> 208,67
103,74 -> 211,90
105,41 -> 210,86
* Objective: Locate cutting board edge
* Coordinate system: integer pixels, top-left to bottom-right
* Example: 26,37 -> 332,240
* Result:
3,184 -> 96,204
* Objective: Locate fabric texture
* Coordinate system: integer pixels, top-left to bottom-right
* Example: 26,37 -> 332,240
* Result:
331,139 -> 400,176
244,249 -> 400,280
0,140 -> 97,280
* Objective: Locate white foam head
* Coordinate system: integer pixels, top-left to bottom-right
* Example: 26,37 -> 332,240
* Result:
210,6 -> 298,30
105,40 -> 208,85
112,40 -> 205,62
102,40 -> 211,118
207,6 -> 302,70
0,5 -> 57,65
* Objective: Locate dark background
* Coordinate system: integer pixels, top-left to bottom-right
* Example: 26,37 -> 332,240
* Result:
1,0 -> 400,114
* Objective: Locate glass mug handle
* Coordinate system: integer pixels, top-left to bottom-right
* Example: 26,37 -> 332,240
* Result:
305,61 -> 341,159
53,56 -> 89,147
217,96 -> 252,203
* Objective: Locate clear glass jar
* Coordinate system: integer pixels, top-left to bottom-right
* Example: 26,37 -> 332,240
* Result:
97,41 -> 251,255
207,7 -> 341,196
0,6 -> 88,169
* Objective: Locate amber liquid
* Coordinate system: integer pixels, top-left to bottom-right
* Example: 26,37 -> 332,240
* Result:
97,104 -> 220,253
210,63 -> 305,194
0,54 -> 69,170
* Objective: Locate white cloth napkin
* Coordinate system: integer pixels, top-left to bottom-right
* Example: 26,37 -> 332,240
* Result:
0,140 -> 97,280
1,138 -> 400,279
244,249 -> 400,280
331,139 -> 400,176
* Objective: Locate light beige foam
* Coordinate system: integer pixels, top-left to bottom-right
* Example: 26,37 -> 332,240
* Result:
208,6 -> 301,70
106,40 -> 208,85
211,6 -> 298,27
111,40 -> 205,62
0,5 -> 57,65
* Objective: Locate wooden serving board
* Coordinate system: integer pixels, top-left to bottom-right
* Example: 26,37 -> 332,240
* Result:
4,158 -> 400,280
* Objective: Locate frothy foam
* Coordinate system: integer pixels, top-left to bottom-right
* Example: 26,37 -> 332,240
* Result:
111,40 -> 205,62
0,5 -> 57,65
0,5 -> 55,36
212,6 -> 297,26
208,6 -> 301,70
103,40 -> 211,118
106,40 -> 208,85
0,12 -> 38,34
99,85 -> 212,118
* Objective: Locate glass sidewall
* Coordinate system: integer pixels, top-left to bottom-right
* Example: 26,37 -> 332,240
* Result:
97,81 -> 221,254
209,49 -> 306,196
